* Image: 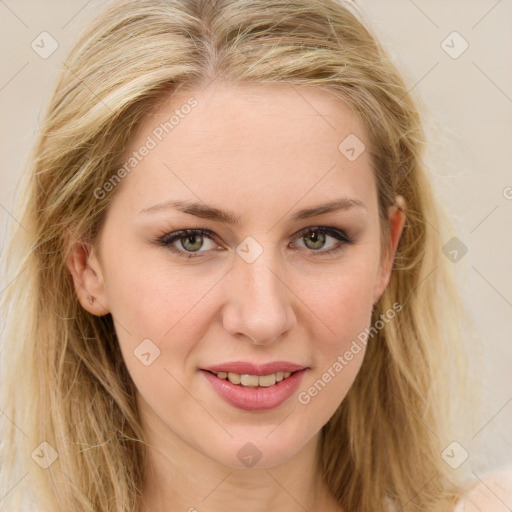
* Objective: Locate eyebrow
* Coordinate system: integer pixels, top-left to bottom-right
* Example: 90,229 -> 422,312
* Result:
139,197 -> 367,224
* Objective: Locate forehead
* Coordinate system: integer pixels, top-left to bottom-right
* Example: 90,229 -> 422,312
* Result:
115,83 -> 377,219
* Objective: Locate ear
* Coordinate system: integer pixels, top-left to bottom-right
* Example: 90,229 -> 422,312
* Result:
373,195 -> 406,305
65,239 -> 110,316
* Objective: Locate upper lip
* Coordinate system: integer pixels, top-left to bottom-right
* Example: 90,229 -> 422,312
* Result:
202,361 -> 307,375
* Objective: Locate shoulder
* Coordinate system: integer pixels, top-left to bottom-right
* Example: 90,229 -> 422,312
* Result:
454,466 -> 512,511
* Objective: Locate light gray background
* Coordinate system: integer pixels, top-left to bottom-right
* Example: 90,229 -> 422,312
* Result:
1,0 -> 511,476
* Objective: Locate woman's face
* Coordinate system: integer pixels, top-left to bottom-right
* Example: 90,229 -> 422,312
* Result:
74,83 -> 404,469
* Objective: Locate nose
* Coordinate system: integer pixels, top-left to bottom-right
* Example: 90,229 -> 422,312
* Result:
221,246 -> 296,346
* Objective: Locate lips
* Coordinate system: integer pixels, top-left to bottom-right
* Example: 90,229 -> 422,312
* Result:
200,361 -> 308,411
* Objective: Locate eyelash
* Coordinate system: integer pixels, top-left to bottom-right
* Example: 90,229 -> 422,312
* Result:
155,226 -> 354,259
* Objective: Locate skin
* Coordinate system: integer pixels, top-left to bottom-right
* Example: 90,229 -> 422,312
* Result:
67,83 -> 406,512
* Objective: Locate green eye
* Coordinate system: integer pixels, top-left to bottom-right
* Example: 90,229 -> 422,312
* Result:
179,233 -> 204,252
293,226 -> 353,254
302,230 -> 327,250
156,226 -> 353,260
158,229 -> 218,259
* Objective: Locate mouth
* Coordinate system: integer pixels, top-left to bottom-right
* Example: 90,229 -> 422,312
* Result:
200,363 -> 308,411
205,369 -> 297,388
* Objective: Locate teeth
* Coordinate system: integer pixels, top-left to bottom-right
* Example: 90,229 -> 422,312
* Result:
214,370 -> 295,387
240,374 -> 259,386
258,373 -> 276,387
228,372 -> 241,385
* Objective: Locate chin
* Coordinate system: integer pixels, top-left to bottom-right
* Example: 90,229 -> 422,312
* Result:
201,425 -> 315,470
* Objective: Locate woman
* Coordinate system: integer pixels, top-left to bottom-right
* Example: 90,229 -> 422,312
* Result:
1,0 -> 509,511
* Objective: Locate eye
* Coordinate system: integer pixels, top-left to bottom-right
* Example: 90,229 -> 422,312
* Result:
155,226 -> 353,259
157,229 -> 220,259
291,226 -> 353,255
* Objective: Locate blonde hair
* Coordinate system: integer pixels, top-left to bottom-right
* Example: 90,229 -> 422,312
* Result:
0,0 -> 480,510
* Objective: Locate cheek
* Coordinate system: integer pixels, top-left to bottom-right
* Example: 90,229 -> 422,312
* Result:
305,258 -> 377,346
108,261 -> 215,416
295,260 -> 376,413
103,245 -> 220,342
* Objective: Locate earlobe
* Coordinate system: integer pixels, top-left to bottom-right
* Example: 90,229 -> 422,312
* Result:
373,195 -> 407,304
65,241 -> 110,316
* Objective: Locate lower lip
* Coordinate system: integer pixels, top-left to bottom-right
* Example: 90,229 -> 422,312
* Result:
201,369 -> 307,411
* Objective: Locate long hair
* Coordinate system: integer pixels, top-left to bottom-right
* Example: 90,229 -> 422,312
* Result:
0,1 -> 480,510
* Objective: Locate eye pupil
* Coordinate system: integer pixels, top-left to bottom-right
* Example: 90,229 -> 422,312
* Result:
182,234 -> 203,252
304,230 -> 326,250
